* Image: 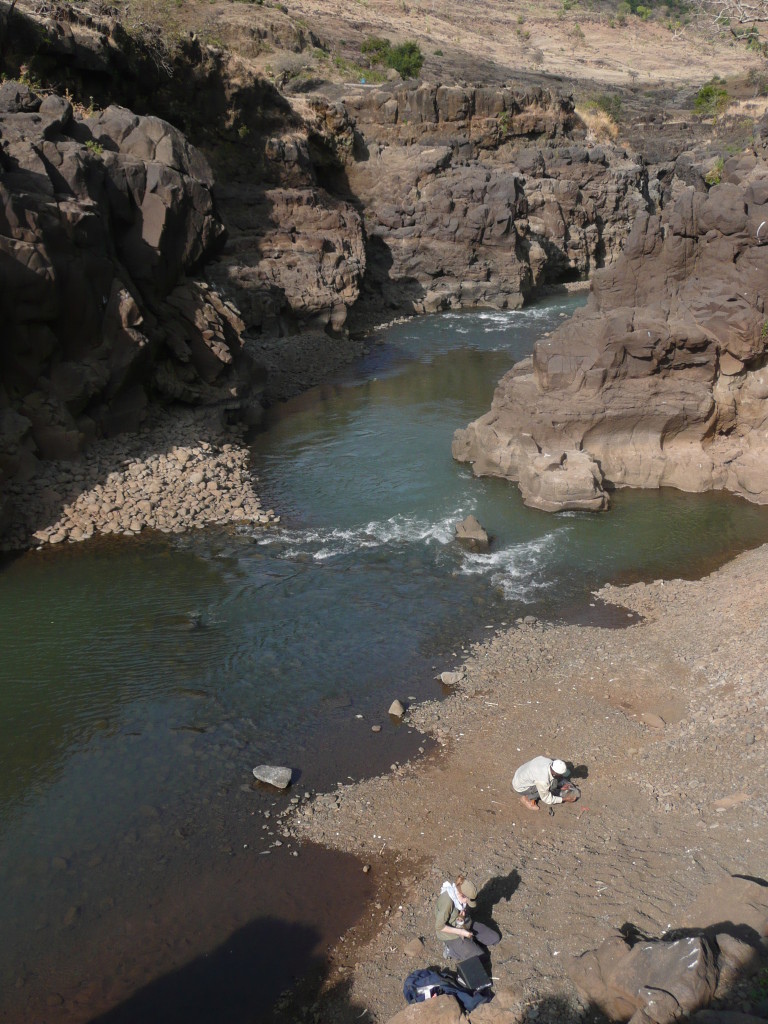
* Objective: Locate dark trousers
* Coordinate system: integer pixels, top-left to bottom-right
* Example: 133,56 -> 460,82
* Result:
444,920 -> 500,960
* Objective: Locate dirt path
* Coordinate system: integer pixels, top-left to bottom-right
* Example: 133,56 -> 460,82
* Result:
279,545 -> 768,1022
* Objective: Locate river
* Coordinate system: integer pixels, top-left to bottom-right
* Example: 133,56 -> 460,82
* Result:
3,296 -> 768,1022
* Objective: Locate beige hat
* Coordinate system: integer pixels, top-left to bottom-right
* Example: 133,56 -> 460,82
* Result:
459,879 -> 478,907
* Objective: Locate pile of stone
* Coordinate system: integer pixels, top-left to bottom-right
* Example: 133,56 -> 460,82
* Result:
1,411 -> 275,550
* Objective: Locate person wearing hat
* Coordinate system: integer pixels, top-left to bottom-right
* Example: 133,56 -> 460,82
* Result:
435,873 -> 500,960
512,756 -> 576,811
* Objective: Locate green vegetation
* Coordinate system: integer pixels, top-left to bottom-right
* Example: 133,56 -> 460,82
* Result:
704,156 -> 724,186
360,36 -> 424,78
694,77 -> 729,117
85,139 -> 104,156
588,93 -> 622,119
750,966 -> 768,1002
333,54 -> 386,82
610,0 -> 690,23
748,67 -> 768,96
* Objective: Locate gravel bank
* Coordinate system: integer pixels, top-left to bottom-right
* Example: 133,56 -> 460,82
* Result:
1,409 -> 276,551
275,545 -> 768,1023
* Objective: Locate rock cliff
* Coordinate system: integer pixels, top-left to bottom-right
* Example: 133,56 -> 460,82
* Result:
336,82 -> 648,321
453,144 -> 768,509
0,79 -> 263,527
1,0 -> 725,543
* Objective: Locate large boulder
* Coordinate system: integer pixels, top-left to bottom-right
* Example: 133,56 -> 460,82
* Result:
568,932 -> 719,1023
455,514 -> 491,550
518,449 -> 608,512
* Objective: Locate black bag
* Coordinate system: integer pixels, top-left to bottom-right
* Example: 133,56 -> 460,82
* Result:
457,955 -> 493,993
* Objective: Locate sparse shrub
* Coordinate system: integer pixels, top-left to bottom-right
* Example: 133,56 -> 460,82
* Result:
591,93 -> 622,119
388,41 -> 424,77
694,78 -> 729,117
748,67 -> 768,96
360,36 -> 423,78
704,156 -> 724,185
85,139 -> 104,156
273,52 -> 309,81
434,48 -> 443,55
635,4 -> 652,17
578,106 -> 619,142
361,35 -> 391,62
571,23 -> 585,44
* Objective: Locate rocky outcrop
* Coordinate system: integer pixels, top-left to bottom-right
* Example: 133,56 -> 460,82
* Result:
567,877 -> 768,1024
568,932 -> 719,1024
0,81 -> 260,497
453,150 -> 768,509
339,83 -> 648,321
454,514 -> 490,551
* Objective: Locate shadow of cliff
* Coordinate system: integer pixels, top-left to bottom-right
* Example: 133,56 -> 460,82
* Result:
82,915 -> 368,1024
86,917 -> 324,1024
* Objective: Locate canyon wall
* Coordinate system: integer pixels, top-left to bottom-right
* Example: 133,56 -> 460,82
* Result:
453,145 -> 768,510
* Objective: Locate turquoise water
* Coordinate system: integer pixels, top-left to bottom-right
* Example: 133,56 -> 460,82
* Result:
3,296 -> 768,1022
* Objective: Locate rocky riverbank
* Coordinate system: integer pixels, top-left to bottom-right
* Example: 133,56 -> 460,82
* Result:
274,544 -> 768,1023
0,408 -> 276,551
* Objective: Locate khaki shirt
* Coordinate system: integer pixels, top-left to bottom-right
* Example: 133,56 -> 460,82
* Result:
435,891 -> 472,940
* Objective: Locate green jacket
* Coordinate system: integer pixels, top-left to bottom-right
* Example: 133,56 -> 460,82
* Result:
435,891 -> 472,940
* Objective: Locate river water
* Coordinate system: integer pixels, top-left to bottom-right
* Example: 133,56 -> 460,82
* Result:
3,296 -> 768,1022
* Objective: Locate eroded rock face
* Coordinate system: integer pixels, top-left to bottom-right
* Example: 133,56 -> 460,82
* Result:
340,84 -> 648,319
453,153 -> 768,508
0,82 -> 258,493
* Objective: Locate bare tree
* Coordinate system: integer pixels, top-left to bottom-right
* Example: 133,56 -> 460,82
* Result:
689,0 -> 768,24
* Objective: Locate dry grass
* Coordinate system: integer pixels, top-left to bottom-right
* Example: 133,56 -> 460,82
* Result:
576,106 -> 620,143
726,96 -> 768,119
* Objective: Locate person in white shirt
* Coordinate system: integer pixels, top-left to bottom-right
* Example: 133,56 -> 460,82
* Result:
512,756 -> 577,811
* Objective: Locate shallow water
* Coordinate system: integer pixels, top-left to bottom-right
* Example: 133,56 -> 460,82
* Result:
3,297 -> 768,1022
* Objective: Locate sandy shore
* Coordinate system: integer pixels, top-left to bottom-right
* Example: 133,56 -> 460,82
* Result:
1,408 -> 277,552
277,544 -> 768,1022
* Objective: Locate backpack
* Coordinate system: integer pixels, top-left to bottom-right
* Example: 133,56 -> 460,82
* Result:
403,968 -> 490,1012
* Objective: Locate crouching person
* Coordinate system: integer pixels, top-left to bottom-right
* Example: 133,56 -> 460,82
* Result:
435,874 -> 500,960
512,755 -> 577,811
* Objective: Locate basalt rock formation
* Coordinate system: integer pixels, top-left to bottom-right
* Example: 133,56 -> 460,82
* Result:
453,146 -> 768,510
337,82 -> 648,322
0,1 -> 690,545
0,80 -> 259,500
